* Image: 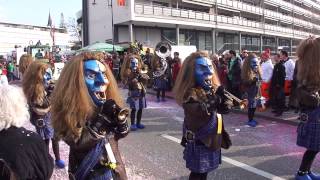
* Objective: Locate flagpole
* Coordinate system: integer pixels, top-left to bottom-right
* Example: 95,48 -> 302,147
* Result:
111,0 -> 115,53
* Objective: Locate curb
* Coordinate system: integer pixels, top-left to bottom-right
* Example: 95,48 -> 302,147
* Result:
146,90 -> 299,126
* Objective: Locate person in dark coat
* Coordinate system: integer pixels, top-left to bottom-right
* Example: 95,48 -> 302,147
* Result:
294,36 -> 320,180
269,54 -> 286,117
227,50 -> 242,99
0,85 -> 53,180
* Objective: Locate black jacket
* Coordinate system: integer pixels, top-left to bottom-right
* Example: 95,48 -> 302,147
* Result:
0,127 -> 54,180
227,57 -> 242,86
271,61 -> 286,88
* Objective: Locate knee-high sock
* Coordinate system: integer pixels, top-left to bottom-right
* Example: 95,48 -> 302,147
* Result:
248,108 -> 256,121
299,150 -> 318,173
131,109 -> 136,125
52,138 -> 61,161
189,172 -> 208,180
137,109 -> 143,125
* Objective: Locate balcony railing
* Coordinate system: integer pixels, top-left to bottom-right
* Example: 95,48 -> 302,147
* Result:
135,4 -> 215,22
134,3 -> 314,38
217,0 -> 263,15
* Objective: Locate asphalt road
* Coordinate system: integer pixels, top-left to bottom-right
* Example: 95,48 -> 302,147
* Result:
24,88 -> 320,180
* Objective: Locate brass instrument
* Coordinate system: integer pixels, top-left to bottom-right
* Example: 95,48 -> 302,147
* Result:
153,42 -> 171,78
209,85 -> 248,110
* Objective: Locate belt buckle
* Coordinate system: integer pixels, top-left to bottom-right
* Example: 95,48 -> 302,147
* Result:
300,113 -> 308,122
185,130 -> 195,142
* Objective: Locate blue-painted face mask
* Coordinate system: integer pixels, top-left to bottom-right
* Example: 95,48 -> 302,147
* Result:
43,68 -> 53,88
130,58 -> 139,71
250,57 -> 259,72
195,57 -> 214,91
84,60 -> 109,106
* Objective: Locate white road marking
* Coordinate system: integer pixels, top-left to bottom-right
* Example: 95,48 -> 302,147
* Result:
161,134 -> 286,180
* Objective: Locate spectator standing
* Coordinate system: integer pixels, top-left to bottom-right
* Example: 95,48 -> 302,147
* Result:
227,50 -> 242,99
280,50 -> 295,97
7,61 -> 15,82
172,52 -> 182,85
270,54 -> 286,116
260,49 -> 274,102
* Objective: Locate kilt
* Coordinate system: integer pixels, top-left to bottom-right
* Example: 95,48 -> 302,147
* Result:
153,77 -> 167,91
246,84 -> 258,109
34,113 -> 54,140
183,142 -> 221,173
126,94 -> 147,110
297,107 -> 320,151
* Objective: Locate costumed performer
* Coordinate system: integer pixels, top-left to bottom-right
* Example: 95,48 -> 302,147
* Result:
294,36 -> 320,180
173,51 -> 233,180
22,61 -> 65,168
241,53 -> 263,127
121,54 -> 149,131
51,51 -> 129,180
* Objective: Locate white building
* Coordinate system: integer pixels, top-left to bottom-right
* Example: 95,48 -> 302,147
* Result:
0,22 -> 72,56
85,0 -> 320,55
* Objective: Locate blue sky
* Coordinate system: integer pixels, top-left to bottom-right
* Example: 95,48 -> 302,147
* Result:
0,0 -> 81,26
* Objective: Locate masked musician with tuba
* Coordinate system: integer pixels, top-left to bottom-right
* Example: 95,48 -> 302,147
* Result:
241,53 -> 265,127
173,51 -> 235,180
151,42 -> 172,102
121,54 -> 149,131
51,52 -> 129,180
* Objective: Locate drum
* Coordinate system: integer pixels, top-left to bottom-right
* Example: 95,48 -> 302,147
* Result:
284,80 -> 292,96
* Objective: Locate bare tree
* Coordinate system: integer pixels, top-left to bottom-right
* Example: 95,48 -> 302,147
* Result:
66,17 -> 81,42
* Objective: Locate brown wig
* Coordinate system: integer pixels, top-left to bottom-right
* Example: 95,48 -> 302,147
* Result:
173,51 -> 220,106
18,54 -> 33,75
241,53 -> 262,83
120,54 -> 143,80
22,61 -> 49,104
51,51 -> 123,140
297,36 -> 320,88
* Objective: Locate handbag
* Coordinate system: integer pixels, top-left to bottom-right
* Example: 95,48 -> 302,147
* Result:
221,129 -> 232,149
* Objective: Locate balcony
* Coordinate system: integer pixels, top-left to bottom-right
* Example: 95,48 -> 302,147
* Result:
134,3 -> 312,39
217,0 -> 263,15
134,4 -> 215,22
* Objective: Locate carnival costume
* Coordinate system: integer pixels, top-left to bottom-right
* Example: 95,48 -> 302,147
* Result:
174,52 -> 233,180
51,52 -> 129,180
22,61 -> 65,168
122,55 -> 149,131
152,42 -> 171,102
294,36 -> 320,180
241,54 -> 263,127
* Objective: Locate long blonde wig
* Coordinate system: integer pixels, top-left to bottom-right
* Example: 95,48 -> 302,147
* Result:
18,54 -> 33,75
241,53 -> 262,83
173,51 -> 220,106
297,36 -> 320,88
22,61 -> 49,104
51,51 -> 123,140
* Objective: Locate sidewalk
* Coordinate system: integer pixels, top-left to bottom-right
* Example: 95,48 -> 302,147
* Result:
146,88 -> 300,126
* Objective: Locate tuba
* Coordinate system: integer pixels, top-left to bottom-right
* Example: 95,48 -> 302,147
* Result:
153,42 -> 171,78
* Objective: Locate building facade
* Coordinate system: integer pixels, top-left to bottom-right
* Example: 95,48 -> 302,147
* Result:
0,22 -> 71,56
86,0 -> 320,55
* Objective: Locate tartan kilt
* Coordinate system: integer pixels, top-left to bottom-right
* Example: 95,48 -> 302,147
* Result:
246,84 -> 258,109
297,107 -> 320,151
153,77 -> 167,91
183,142 -> 221,173
126,96 -> 147,110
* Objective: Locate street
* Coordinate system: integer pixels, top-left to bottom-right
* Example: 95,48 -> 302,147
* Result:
26,88 -> 320,180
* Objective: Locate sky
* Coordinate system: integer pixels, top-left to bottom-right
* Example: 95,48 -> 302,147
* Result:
0,0 -> 82,27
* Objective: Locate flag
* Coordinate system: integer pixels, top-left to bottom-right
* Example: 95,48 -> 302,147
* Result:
117,0 -> 125,6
